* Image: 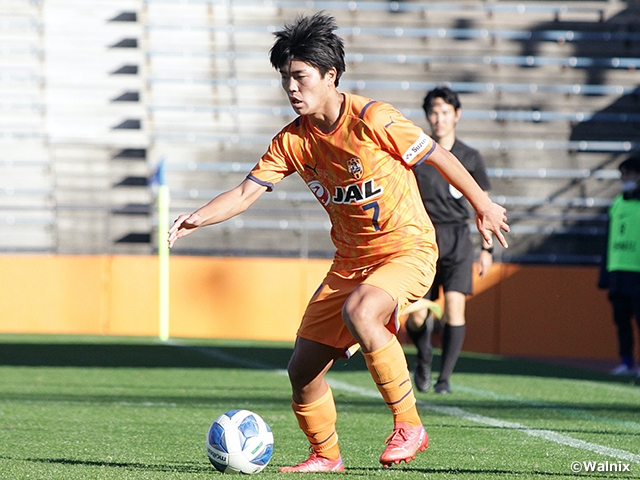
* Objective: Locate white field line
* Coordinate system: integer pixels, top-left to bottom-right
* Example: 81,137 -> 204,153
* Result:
455,384 -> 640,432
182,342 -> 640,464
327,378 -> 640,465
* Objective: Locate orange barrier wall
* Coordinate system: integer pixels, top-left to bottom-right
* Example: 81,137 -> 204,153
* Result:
464,264 -> 618,360
0,255 -> 622,360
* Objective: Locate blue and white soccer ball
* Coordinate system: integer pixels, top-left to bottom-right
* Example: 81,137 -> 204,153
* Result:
206,409 -> 274,474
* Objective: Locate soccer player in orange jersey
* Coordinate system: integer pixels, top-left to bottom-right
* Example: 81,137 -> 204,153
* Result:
168,13 -> 509,472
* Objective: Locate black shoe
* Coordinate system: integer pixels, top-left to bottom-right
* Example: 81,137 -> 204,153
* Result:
433,380 -> 451,394
414,363 -> 431,393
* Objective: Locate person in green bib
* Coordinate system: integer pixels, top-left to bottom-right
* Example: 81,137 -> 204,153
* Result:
598,154 -> 640,377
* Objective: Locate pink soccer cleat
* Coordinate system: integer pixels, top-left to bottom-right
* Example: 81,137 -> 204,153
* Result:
279,452 -> 344,473
379,422 -> 429,467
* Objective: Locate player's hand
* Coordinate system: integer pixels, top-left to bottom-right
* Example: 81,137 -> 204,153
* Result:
168,212 -> 203,248
475,201 -> 509,249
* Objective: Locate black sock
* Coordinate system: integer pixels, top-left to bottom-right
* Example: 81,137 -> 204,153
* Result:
437,324 -> 466,384
407,315 -> 434,369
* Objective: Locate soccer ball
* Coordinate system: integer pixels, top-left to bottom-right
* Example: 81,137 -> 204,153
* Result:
206,409 -> 274,474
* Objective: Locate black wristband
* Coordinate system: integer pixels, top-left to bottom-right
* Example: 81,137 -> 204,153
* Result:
481,245 -> 494,254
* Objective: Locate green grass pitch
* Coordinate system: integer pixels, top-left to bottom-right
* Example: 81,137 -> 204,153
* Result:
0,334 -> 638,479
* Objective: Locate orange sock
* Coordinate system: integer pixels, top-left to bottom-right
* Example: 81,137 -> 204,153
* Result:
364,336 -> 422,428
292,386 -> 341,460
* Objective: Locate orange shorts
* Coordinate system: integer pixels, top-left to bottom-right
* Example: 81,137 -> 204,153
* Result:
297,250 -> 437,356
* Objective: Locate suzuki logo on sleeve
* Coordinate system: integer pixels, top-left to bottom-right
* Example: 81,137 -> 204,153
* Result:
403,132 -> 430,163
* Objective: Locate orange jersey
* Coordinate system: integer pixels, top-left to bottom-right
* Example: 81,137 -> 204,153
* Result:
249,93 -> 437,271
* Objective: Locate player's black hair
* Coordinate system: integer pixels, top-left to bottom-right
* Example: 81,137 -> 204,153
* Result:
423,86 -> 462,114
269,12 -> 346,87
619,154 -> 640,174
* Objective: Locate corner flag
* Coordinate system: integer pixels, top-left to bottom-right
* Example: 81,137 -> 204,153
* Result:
152,158 -> 170,341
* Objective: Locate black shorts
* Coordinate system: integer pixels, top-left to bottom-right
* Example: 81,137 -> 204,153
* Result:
424,223 -> 474,300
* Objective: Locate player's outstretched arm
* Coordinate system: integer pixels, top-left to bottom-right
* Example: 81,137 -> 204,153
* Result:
168,177 -> 267,248
426,143 -> 510,248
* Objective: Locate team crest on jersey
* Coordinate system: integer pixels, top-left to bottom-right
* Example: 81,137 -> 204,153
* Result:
307,180 -> 331,206
347,157 -> 363,180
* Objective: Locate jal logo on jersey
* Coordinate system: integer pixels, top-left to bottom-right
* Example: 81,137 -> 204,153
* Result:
347,157 -> 363,180
308,179 -> 384,205
332,179 -> 383,204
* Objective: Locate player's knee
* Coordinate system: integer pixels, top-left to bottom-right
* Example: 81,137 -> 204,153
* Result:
342,299 -> 378,335
286,358 -> 307,391
286,360 -> 319,398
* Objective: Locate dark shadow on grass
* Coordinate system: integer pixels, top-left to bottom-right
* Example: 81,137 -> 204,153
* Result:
0,455 -> 211,474
338,465 -> 640,478
0,341 -> 634,386
0,389 -> 290,408
9,456 -> 638,478
0,343 -> 296,369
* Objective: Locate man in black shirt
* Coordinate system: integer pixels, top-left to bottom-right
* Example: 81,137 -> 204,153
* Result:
407,87 -> 493,393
